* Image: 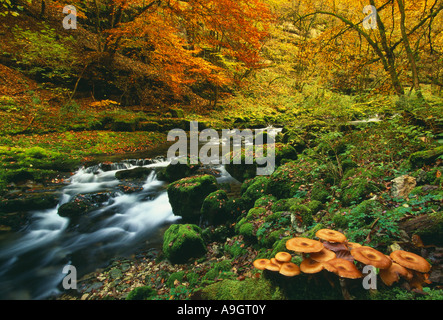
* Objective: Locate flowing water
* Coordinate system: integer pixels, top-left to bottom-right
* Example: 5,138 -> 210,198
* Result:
0,126 -> 279,300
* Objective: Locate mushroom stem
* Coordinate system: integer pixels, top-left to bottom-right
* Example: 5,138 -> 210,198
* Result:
339,278 -> 354,300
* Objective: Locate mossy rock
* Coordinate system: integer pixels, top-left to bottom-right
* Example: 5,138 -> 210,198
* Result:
267,160 -> 308,199
167,175 -> 219,222
125,286 -> 156,300
0,146 -> 79,172
224,143 -> 292,182
254,195 -> 277,208
168,108 -> 185,118
0,192 -> 59,213
289,200 -> 314,227
157,161 -> 201,182
58,195 -> 95,219
162,224 -> 206,264
200,190 -> 229,225
271,198 -> 290,212
409,146 -> 443,168
195,278 -> 286,300
0,168 -> 59,185
241,176 -> 270,208
310,183 -> 330,203
166,271 -> 186,288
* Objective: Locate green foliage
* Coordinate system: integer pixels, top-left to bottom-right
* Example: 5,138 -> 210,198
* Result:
12,23 -> 77,83
371,287 -> 443,301
0,0 -> 30,16
166,271 -> 186,288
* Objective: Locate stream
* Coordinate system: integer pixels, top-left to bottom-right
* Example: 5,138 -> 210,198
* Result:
0,127 -> 280,300
0,157 -> 239,300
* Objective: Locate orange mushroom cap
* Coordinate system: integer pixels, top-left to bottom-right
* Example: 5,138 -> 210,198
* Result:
265,260 -> 281,272
315,229 -> 347,243
323,258 -> 363,279
279,262 -> 301,277
351,246 -> 392,269
310,248 -> 336,262
275,252 -> 292,263
253,258 -> 270,270
347,242 -> 362,250
300,258 -> 324,274
390,250 -> 431,273
286,237 -> 324,253
379,262 -> 413,286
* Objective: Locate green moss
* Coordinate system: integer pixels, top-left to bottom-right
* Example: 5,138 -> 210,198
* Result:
197,278 -> 286,300
167,175 -> 219,222
267,160 -> 306,199
254,195 -> 277,208
241,176 -> 270,208
166,271 -> 186,288
341,178 -> 381,206
245,207 -> 267,220
238,222 -> 254,240
125,286 -> 156,300
162,224 -> 206,264
201,190 -> 229,225
271,198 -> 290,212
223,237 -> 248,259
0,146 -> 80,173
409,146 -> 443,168
310,182 -> 330,203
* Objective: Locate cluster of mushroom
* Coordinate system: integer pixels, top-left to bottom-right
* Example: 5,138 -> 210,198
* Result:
253,228 -> 432,290
253,251 -> 301,277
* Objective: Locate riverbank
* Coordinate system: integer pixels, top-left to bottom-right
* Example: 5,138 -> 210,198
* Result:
47,115 -> 443,301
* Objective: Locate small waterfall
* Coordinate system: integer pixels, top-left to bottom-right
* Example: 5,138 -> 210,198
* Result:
0,157 -> 179,300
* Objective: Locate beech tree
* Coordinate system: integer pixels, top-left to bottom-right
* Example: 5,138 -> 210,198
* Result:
52,0 -> 273,101
289,0 -> 443,97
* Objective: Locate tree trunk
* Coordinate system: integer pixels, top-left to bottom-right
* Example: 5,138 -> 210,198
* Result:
397,0 -> 423,99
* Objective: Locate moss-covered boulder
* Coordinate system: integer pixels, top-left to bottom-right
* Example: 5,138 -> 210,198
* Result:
162,224 -> 207,264
241,176 -> 270,208
224,143 -> 296,182
195,278 -> 286,300
409,146 -> 443,168
201,190 -> 229,225
0,192 -> 59,213
254,194 -> 277,208
167,175 -> 219,222
125,286 -> 156,300
157,161 -> 201,182
267,159 -> 314,199
310,182 -> 330,203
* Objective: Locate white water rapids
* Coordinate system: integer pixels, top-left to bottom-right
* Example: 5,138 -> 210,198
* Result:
0,159 -> 187,300
0,126 -> 278,300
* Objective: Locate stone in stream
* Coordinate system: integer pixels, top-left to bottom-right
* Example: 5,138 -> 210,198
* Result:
167,174 -> 219,223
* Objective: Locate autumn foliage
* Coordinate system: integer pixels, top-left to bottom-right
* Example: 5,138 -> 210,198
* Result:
55,0 -> 274,98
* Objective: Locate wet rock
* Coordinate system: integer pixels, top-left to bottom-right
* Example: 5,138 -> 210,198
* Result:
115,167 -> 154,180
